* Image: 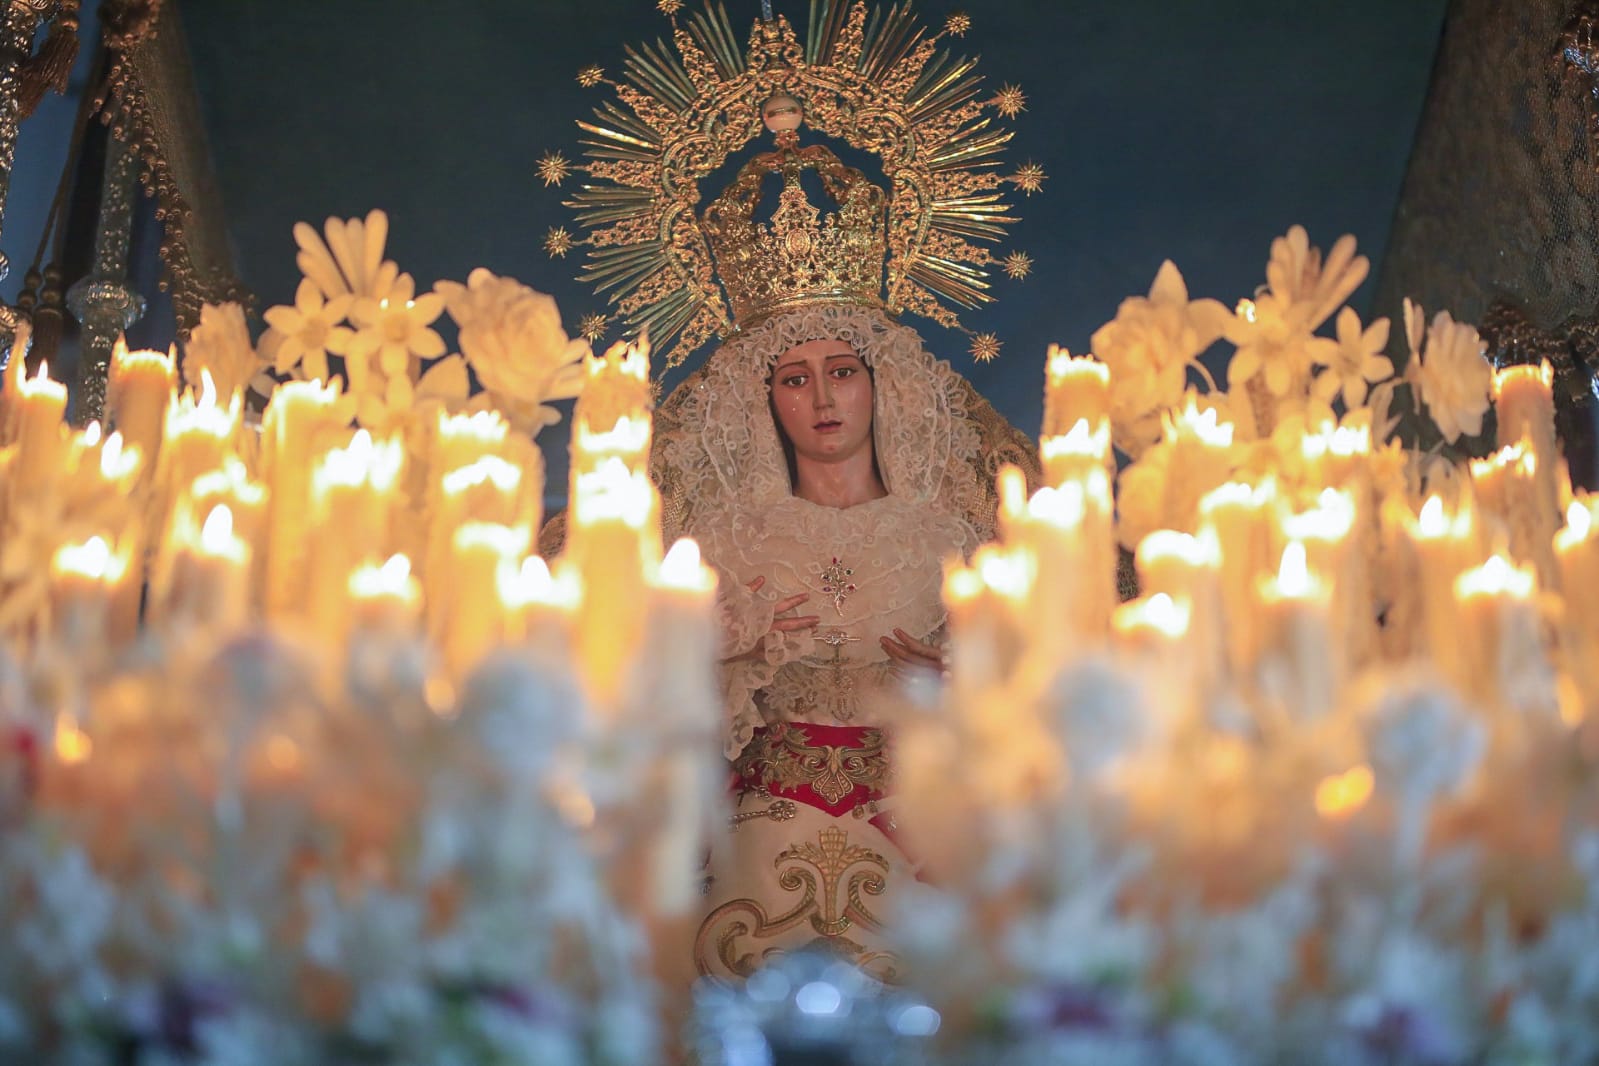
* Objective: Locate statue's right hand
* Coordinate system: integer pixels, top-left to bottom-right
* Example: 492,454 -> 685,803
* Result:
724,576 -> 819,662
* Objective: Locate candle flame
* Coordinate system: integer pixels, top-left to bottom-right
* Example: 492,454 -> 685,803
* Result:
1559,499 -> 1594,549
1236,298 -> 1257,323
199,368 -> 218,409
440,455 -> 522,497
572,457 -> 656,528
1418,496 -> 1447,537
1274,541 -> 1316,597
82,421 -> 101,447
498,554 -> 582,610
1114,592 -> 1191,639
1280,489 -> 1356,543
1492,359 -> 1554,396
1455,554 -> 1536,600
658,537 -> 716,592
997,464 -> 1027,518
453,522 -> 531,558
1315,764 -> 1373,819
1045,347 -> 1109,386
52,535 -> 125,581
1027,482 -> 1087,527
1040,417 -> 1111,459
200,504 -> 236,552
348,553 -> 417,599
53,713 -> 91,765
1166,396 -> 1235,447
1201,480 -> 1274,515
33,360 -> 48,382
437,408 -> 509,444
1137,529 -> 1219,569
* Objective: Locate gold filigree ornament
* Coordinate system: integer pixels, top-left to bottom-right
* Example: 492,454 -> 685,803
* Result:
547,1 -> 1037,368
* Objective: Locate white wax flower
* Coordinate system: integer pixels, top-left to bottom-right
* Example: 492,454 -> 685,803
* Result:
1361,673 -> 1485,806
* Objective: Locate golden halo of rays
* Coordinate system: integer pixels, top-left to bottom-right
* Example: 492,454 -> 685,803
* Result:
1003,251 -> 1033,281
548,0 -> 1037,370
537,151 -> 572,188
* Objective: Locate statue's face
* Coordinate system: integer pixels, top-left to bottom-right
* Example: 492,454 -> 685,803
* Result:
768,338 -> 874,466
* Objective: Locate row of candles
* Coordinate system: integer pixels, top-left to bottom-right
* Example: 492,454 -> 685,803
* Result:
946,348 -> 1597,745
0,331 -> 720,916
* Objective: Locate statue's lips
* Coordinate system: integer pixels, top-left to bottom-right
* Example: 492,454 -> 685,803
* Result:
813,419 -> 844,433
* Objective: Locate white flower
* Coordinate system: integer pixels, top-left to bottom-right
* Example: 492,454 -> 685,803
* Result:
1265,226 -> 1369,333
1092,260 -> 1230,456
182,302 -> 263,401
1225,291 -> 1330,399
293,209 -> 399,302
344,274 -> 458,428
435,268 -> 588,432
1409,309 -> 1491,443
259,278 -> 354,384
1313,307 -> 1392,409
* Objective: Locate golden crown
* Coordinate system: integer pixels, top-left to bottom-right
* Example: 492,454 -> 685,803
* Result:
702,136 -> 887,327
543,1 -> 1043,368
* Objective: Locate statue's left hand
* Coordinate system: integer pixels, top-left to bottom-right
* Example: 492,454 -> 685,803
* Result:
879,628 -> 946,680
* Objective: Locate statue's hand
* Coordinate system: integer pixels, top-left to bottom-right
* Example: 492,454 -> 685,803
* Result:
721,576 -> 818,663
880,627 -> 946,681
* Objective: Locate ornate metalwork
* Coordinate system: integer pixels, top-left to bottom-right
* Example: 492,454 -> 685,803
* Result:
0,0 -> 60,284
552,1 -> 1037,367
65,133 -> 146,425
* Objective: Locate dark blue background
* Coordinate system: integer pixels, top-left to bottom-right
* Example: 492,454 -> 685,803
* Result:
164,1 -> 1442,499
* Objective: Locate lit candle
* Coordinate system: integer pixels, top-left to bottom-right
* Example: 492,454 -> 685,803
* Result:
348,553 -> 422,636
567,458 -> 660,710
1042,347 -> 1111,438
15,360 -> 68,496
261,378 -> 350,615
1111,591 -> 1196,721
1470,440 -> 1559,589
1405,495 -> 1482,670
496,554 -> 580,649
1556,497 -> 1599,632
571,337 -> 653,480
426,455 -> 532,610
1134,530 -> 1224,690
432,409 -> 511,479
1279,487 -> 1373,668
1199,479 -> 1276,674
1452,554 -> 1552,715
1493,361 -> 1565,509
106,338 -> 175,473
944,545 -> 1032,694
160,369 -> 242,501
639,538 -> 720,915
164,502 -> 251,631
439,522 -> 529,676
1160,397 -> 1238,534
306,430 -> 405,642
1039,417 -> 1111,491
51,535 -> 133,648
1254,541 -> 1340,725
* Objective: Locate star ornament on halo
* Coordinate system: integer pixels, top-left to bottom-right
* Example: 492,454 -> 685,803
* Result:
970,333 -> 1002,363
576,64 -> 605,88
544,227 -> 576,258
577,312 -> 609,341
657,0 -> 684,13
1010,161 -> 1047,196
992,84 -> 1027,118
537,151 -> 572,188
1003,251 -> 1033,281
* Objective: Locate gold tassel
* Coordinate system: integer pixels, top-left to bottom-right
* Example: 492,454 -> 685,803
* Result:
17,6 -> 81,120
27,265 -> 65,370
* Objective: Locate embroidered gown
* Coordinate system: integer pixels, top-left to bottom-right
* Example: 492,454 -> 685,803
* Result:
692,493 -> 974,981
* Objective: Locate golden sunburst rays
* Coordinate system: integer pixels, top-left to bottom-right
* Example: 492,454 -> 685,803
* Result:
577,312 -> 609,342
991,84 -> 1027,118
1003,251 -> 1034,281
551,0 -> 1036,367
544,227 -> 578,258
1009,161 -> 1047,196
537,151 -> 572,188
969,332 -> 1002,363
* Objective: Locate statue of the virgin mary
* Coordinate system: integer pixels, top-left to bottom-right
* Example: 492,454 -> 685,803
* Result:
543,1 -> 1043,981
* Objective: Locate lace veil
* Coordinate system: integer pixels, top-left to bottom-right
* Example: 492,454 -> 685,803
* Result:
651,305 -> 1040,548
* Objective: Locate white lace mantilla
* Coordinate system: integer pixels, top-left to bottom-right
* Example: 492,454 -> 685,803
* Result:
652,306 -> 989,757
